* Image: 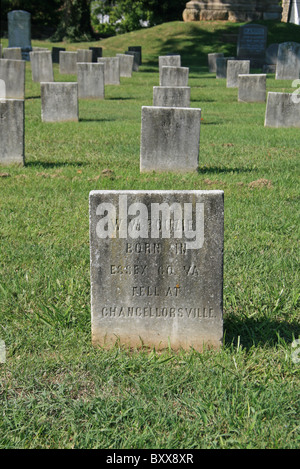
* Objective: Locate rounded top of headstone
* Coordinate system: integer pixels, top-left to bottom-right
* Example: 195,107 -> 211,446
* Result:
8,10 -> 31,18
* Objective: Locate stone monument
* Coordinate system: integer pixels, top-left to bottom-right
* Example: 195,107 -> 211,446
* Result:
183,1 -> 282,21
7,10 -> 32,61
237,24 -> 268,68
89,190 -> 224,351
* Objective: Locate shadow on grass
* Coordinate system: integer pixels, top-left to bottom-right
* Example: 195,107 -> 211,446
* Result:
79,117 -> 117,123
26,96 -> 40,100
26,161 -> 87,168
198,166 -> 253,174
108,97 -> 134,101
224,316 -> 300,350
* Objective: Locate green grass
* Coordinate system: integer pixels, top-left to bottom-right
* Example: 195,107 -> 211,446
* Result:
0,20 -> 299,449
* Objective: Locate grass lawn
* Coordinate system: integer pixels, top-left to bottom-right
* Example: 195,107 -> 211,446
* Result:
0,20 -> 299,449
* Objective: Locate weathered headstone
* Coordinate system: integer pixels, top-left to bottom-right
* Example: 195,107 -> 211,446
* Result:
59,51 -> 77,75
125,51 -> 139,71
216,56 -> 235,78
0,59 -> 25,99
89,189 -> 224,351
128,46 -> 142,64
97,57 -> 120,85
3,48 -> 22,60
275,42 -> 300,80
89,47 -> 103,62
0,98 -> 24,166
7,10 -> 32,60
77,62 -> 105,99
238,74 -> 266,102
263,43 -> 279,73
159,55 -> 181,77
264,92 -> 300,128
153,86 -> 191,108
41,82 -> 78,122
140,106 -> 201,173
77,49 -> 92,63
226,60 -> 250,88
0,80 -> 5,99
160,66 -> 189,86
116,54 -> 134,77
237,24 -> 268,67
30,51 -> 54,83
208,53 -> 224,73
52,47 -> 65,64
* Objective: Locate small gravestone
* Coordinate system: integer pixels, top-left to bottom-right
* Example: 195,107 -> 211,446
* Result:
0,59 -> 25,99
7,10 -> 32,60
276,42 -> 300,80
264,92 -> 300,128
30,51 -> 54,82
140,106 -> 201,173
153,86 -> 191,108
238,74 -> 266,102
159,55 -> 181,77
237,24 -> 267,67
77,49 -> 92,63
59,51 -> 77,75
128,46 -> 142,64
160,66 -> 189,86
97,57 -> 120,85
0,99 -> 24,166
3,48 -> 22,60
208,53 -> 224,73
125,51 -> 139,71
216,56 -> 235,79
41,82 -> 78,122
77,62 -> 105,99
116,54 -> 134,77
89,189 -> 224,351
89,47 -> 102,62
227,60 -> 250,88
52,47 -> 65,64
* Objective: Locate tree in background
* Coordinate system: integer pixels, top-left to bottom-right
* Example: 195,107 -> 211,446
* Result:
52,0 -> 94,41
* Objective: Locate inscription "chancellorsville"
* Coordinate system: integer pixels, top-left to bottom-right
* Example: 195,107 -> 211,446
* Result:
100,306 -> 216,318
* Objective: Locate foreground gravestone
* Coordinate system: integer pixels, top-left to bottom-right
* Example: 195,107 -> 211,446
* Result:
128,46 -> 142,64
3,48 -> 22,60
8,10 -> 32,60
237,24 -> 267,68
77,49 -> 92,63
89,47 -> 102,62
227,60 -> 250,88
0,80 -> 5,98
276,42 -> 300,80
264,92 -> 300,128
153,86 -> 191,107
125,51 -> 139,71
216,56 -> 235,78
140,106 -> 201,172
89,189 -> 224,351
116,54 -> 134,77
97,57 -> 120,85
0,99 -> 24,166
0,59 -> 25,99
238,74 -> 266,102
59,51 -> 77,74
30,51 -> 54,82
160,66 -> 189,86
208,53 -> 224,72
41,82 -> 78,122
77,62 -> 105,99
52,47 -> 65,64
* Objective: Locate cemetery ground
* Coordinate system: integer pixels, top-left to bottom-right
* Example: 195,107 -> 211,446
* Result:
0,21 -> 299,449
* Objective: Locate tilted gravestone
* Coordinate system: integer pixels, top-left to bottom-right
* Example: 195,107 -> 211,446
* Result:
226,60 -> 250,88
97,57 -> 120,85
89,189 -> 224,351
237,24 -> 267,68
264,92 -> 300,128
7,10 -> 32,60
208,53 -> 224,73
160,66 -> 189,86
41,82 -> 78,122
125,51 -> 139,72
0,59 -> 25,99
0,99 -> 24,166
275,42 -> 300,80
116,54 -> 134,77
59,51 -> 77,75
77,62 -> 105,99
140,106 -> 201,173
30,51 -> 54,83
238,74 -> 266,102
153,86 -> 191,108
